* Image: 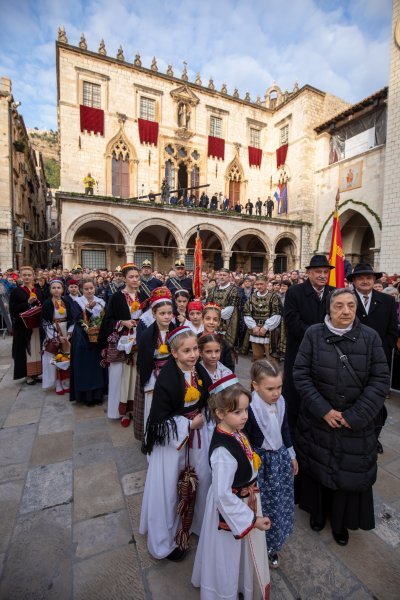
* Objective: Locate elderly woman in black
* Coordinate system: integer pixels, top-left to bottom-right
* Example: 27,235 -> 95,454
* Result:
293,288 -> 389,546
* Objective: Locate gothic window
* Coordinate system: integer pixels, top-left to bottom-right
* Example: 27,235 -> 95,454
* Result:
83,81 -> 101,108
280,124 -> 289,145
191,150 -> 199,160
165,144 -> 175,156
140,96 -> 155,121
165,159 -> 175,191
112,138 -> 130,197
210,116 -> 222,138
191,166 -> 200,198
250,127 -> 260,148
178,147 -> 187,158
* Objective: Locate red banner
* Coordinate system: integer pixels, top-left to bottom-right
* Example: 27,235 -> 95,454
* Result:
276,143 -> 288,169
138,118 -> 159,145
328,209 -> 345,288
80,105 -> 104,136
248,146 -> 262,168
208,136 -> 225,160
193,233 -> 203,299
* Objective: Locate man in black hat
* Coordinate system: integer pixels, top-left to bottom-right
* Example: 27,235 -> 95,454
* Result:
105,266 -> 125,303
207,268 -> 240,350
348,263 -> 398,452
283,255 -> 335,436
166,259 -> 193,297
138,260 -> 162,304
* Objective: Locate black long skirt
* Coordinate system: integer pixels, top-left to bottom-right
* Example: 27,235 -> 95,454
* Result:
298,472 -> 375,532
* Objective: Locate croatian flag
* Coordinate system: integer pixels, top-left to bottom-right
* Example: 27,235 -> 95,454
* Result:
274,187 -> 281,213
279,185 -> 288,214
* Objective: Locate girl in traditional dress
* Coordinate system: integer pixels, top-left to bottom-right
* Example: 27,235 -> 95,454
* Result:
41,279 -> 72,394
69,278 -> 106,406
185,300 -> 204,334
99,264 -> 141,426
244,360 -> 298,569
174,289 -> 190,324
198,333 -> 232,383
139,326 -> 212,561
9,266 -> 45,384
192,374 -> 271,600
202,303 -> 235,372
136,287 -> 175,436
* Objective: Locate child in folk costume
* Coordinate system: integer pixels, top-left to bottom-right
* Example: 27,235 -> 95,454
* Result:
69,278 -> 106,406
192,375 -> 271,600
185,300 -> 204,334
140,326 -> 212,561
244,360 -> 298,568
198,333 -> 232,383
174,289 -> 190,324
99,264 -> 142,426
202,303 -> 235,372
41,279 -> 72,395
135,287 -> 176,437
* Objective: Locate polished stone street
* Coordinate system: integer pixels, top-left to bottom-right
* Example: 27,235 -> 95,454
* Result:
0,336 -> 399,599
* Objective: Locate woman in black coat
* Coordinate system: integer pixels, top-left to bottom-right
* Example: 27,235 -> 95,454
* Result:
293,288 -> 389,546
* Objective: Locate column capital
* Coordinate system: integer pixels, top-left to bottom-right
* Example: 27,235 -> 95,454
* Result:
178,248 -> 188,257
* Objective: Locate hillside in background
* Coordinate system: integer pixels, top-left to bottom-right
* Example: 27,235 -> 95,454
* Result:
28,128 -> 60,189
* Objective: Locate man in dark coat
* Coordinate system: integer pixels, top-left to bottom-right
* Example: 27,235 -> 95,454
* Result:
348,263 -> 399,452
283,255 -> 335,436
166,259 -> 193,298
293,288 -> 389,546
138,260 -> 163,305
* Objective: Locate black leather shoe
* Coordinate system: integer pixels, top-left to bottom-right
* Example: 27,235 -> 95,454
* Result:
377,441 -> 383,454
310,515 -> 325,532
166,547 -> 186,562
332,528 -> 349,546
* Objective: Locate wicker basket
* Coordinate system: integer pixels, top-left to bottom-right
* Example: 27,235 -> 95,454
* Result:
87,326 -> 100,343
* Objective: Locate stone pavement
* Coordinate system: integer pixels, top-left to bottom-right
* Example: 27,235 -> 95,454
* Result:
0,336 -> 399,600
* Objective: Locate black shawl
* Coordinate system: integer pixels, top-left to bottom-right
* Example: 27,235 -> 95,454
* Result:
136,320 -> 176,386
143,357 -> 212,454
98,290 -> 131,346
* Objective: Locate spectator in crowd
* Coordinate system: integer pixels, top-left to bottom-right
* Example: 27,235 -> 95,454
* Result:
265,196 -> 274,218
234,203 -> 242,213
245,199 -> 254,215
210,193 -> 218,210
293,288 -> 389,546
373,280 -> 384,292
255,197 -> 262,216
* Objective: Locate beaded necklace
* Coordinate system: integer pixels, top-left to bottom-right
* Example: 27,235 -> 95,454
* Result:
216,426 -> 261,471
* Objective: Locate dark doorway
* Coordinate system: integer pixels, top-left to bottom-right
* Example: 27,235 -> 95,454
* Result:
274,255 -> 287,273
177,163 -> 188,196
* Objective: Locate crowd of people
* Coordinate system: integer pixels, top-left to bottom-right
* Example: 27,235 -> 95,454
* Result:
1,256 -> 399,599
152,188 -> 277,217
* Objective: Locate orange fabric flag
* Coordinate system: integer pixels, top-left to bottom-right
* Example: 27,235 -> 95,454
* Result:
328,209 -> 345,288
193,231 -> 203,299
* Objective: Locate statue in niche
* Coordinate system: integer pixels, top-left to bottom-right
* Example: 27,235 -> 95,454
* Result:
79,33 -> 87,50
178,103 -> 191,129
151,57 -> 158,71
134,53 -> 142,67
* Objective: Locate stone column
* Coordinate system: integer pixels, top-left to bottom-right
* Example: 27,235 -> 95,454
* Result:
178,247 -> 188,262
221,251 -> 232,269
125,245 -> 135,263
62,243 -> 75,269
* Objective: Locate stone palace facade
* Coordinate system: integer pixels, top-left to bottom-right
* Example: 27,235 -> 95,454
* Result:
56,21 -> 399,273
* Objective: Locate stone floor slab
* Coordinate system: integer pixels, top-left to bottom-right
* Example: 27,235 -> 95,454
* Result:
0,423 -> 36,466
0,504 -> 72,600
0,462 -> 28,484
108,421 -> 136,447
3,407 -> 41,427
122,470 -> 147,496
146,545 -> 200,600
19,460 -> 73,514
73,545 -> 145,600
381,456 -> 400,479
74,459 -> 125,521
74,416 -> 109,434
74,441 -> 115,468
31,431 -> 73,467
114,443 -> 148,476
0,481 -> 24,553
73,403 -> 107,421
374,467 -> 400,503
125,493 -> 158,571
73,428 -> 112,450
73,510 -> 132,559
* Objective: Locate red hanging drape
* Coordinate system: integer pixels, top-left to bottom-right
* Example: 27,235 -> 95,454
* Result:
80,105 -> 104,136
276,143 -> 288,168
248,146 -> 262,168
138,118 -> 159,145
208,136 -> 225,160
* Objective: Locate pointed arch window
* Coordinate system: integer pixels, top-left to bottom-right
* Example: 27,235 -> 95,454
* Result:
112,137 -> 130,197
165,159 -> 175,191
191,165 -> 200,199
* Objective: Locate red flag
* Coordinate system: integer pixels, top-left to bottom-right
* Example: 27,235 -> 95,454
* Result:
328,209 -> 345,288
193,231 -> 203,299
